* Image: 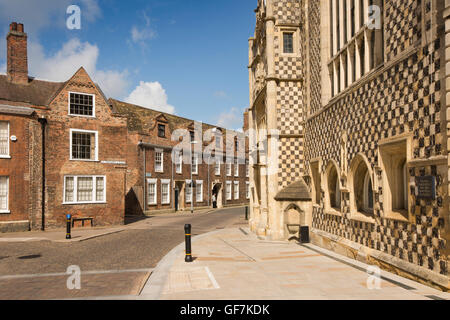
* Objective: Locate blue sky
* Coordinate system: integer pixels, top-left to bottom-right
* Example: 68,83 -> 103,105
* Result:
0,0 -> 256,129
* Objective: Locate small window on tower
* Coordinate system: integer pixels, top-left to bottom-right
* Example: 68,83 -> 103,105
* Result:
283,32 -> 294,54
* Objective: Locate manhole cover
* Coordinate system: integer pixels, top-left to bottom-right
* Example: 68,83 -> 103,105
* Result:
18,254 -> 41,260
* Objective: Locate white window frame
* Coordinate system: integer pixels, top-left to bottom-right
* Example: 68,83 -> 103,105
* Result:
246,160 -> 249,177
155,149 -> 164,173
68,91 -> 96,118
226,162 -> 232,176
147,178 -> 157,205
161,179 -> 171,204
196,180 -> 203,202
70,128 -> 99,161
234,159 -> 239,177
191,153 -> 198,175
0,176 -> 9,213
185,179 -> 192,203
246,182 -> 250,199
226,181 -> 232,200
0,121 -> 10,158
63,175 -> 106,205
176,151 -> 183,174
234,181 -> 239,200
215,162 -> 221,176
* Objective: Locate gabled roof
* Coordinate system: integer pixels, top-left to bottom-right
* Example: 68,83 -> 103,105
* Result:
274,179 -> 311,202
0,75 -> 65,107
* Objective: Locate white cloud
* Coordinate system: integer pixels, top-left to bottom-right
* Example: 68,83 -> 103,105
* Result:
131,26 -> 157,43
216,107 -> 244,130
0,62 -> 5,74
28,38 -> 130,98
129,11 -> 157,49
125,81 -> 175,114
213,90 -> 228,98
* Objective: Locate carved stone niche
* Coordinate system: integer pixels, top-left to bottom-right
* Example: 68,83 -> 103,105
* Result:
284,204 -> 305,241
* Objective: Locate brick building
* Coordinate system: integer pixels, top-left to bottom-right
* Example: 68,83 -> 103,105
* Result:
0,22 -> 249,232
249,0 -> 449,290
110,99 -> 250,215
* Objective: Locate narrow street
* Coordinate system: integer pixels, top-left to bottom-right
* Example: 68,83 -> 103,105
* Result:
0,207 -> 247,300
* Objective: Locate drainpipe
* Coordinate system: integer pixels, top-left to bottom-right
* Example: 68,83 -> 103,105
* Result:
37,116 -> 47,231
143,145 -> 146,212
171,150 -> 174,210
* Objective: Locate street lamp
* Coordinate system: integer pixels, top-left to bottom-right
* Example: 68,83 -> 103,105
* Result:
190,140 -> 198,213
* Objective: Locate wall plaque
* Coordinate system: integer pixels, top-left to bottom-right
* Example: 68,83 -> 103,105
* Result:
415,176 -> 436,200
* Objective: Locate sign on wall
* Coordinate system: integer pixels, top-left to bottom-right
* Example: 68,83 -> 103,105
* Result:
415,176 -> 436,200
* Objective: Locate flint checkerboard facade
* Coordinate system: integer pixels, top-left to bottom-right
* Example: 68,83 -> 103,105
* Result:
248,0 -> 450,290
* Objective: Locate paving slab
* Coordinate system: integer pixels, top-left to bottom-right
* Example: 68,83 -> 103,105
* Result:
142,228 -> 450,300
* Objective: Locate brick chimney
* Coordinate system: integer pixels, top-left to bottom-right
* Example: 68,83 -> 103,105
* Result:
7,22 -> 28,84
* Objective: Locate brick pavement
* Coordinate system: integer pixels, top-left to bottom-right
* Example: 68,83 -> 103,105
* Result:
0,270 -> 150,300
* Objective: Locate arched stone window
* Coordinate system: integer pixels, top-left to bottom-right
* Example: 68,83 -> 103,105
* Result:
350,154 -> 374,218
325,162 -> 341,212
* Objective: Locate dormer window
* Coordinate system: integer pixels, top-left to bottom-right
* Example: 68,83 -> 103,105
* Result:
69,92 -> 95,117
158,124 -> 166,138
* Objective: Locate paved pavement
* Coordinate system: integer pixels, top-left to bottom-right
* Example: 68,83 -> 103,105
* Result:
0,207 -> 247,300
141,227 -> 450,300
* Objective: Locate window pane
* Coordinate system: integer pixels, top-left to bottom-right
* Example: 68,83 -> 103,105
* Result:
70,93 -> 94,116
65,177 -> 74,203
0,176 -> 8,210
96,177 -> 104,202
162,183 -> 169,204
155,152 -> 163,171
72,132 -> 94,160
148,183 -> 156,204
0,122 -> 8,156
77,177 -> 93,202
283,33 -> 294,53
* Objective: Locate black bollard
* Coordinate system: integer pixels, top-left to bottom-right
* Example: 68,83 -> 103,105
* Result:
184,224 -> 193,262
66,214 -> 72,239
245,206 -> 249,220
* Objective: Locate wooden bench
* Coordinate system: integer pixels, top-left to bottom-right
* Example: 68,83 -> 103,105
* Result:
72,217 -> 94,228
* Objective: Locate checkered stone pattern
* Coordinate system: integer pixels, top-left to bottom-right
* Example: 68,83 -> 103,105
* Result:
277,81 -> 304,135
274,44 -> 303,80
309,0 -> 322,115
273,0 -> 302,25
307,40 -> 442,167
385,0 -> 422,61
278,137 -> 304,188
306,38 -> 447,275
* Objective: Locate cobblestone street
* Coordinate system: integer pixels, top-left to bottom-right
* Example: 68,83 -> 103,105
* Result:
0,207 -> 247,299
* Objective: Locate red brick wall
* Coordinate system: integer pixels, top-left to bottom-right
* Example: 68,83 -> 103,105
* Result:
0,114 -> 32,224
39,68 -> 128,228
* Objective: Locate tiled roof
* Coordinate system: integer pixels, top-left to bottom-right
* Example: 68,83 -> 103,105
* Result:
109,98 -> 234,134
0,75 -> 65,107
274,179 -> 311,201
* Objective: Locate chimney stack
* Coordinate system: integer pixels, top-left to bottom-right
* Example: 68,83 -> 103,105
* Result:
7,22 -> 28,84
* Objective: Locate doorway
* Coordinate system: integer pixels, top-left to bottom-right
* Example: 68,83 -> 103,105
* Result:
212,183 -> 223,208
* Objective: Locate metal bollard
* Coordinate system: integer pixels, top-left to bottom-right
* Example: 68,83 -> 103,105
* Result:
66,214 -> 72,240
184,224 -> 193,263
245,206 -> 249,220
